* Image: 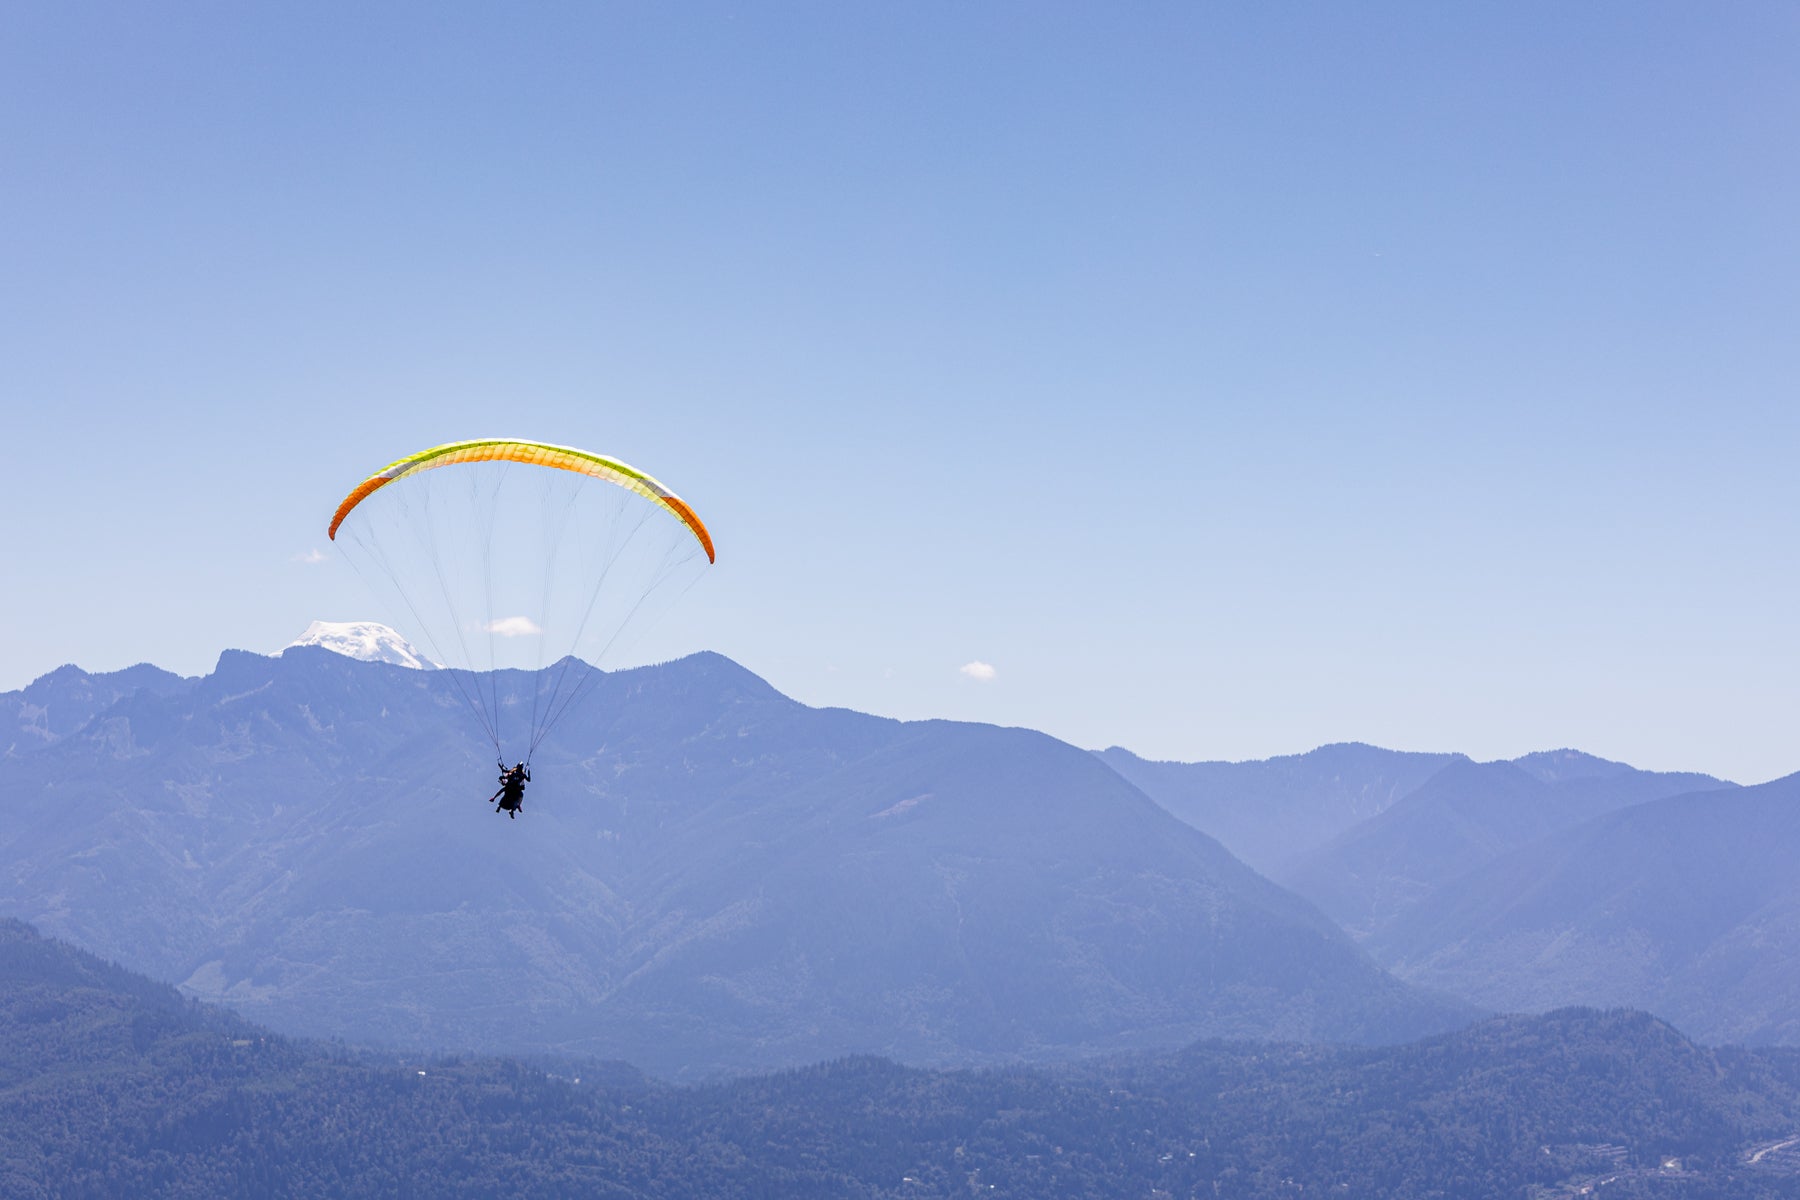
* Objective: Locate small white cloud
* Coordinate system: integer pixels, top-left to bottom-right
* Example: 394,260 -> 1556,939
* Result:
959,660 -> 997,683
485,616 -> 544,637
294,549 -> 327,565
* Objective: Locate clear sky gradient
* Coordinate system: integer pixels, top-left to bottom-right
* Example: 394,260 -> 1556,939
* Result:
4,3 -> 1797,781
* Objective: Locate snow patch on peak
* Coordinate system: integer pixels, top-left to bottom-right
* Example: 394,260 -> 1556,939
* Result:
286,621 -> 438,670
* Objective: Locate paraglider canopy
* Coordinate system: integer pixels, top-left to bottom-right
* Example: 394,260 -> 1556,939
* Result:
329,438 -> 713,561
327,437 -> 713,764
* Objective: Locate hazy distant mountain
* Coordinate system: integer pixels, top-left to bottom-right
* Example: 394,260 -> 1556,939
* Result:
1372,773 -> 1800,1044
1095,743 -> 1461,875
6,919 -> 1799,1199
285,620 -> 437,669
1510,747 -> 1671,784
0,648 -> 1469,1076
1279,757 -> 1731,939
0,661 -> 191,757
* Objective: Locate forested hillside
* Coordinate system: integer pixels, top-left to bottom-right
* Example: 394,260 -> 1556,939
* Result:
5,921 -> 1799,1199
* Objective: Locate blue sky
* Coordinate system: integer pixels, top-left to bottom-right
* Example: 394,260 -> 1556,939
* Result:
4,3 -> 1797,780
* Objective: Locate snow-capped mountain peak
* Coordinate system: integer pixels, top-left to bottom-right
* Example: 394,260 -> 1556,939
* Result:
285,621 -> 439,670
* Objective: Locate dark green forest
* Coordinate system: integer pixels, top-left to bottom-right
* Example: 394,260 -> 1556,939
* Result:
5,920 -> 1800,1199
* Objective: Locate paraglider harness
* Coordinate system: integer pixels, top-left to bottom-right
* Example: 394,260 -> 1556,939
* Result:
491,761 -> 530,818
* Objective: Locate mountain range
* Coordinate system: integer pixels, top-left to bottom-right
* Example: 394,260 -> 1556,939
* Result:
1370,771 -> 1800,1045
1094,742 -> 1463,875
11,630 -> 1800,1067
0,642 -> 1469,1076
1110,741 -> 1800,1045
1,660 -> 190,757
1277,754 -> 1729,938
